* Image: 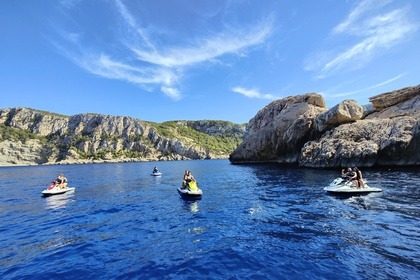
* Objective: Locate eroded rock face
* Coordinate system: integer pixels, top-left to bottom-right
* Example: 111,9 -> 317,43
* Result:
176,120 -> 246,137
369,85 -> 420,111
230,84 -> 420,167
300,117 -> 419,167
0,108 -> 244,165
229,93 -> 326,163
0,108 -> 69,136
0,139 -> 57,166
315,100 -> 364,133
366,94 -> 420,119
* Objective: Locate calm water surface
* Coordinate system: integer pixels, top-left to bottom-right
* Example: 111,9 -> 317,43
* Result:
0,160 -> 419,279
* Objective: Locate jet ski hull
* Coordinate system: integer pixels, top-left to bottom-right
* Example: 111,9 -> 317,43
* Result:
42,187 -> 75,197
324,178 -> 382,195
177,187 -> 202,199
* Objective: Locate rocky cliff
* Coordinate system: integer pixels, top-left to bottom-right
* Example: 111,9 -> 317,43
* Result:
228,93 -> 326,163
230,85 -> 420,168
0,108 -> 245,166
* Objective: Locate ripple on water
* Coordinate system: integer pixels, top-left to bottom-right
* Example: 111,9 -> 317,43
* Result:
0,161 -> 419,279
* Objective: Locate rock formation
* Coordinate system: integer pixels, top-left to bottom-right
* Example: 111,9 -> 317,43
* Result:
229,93 -> 326,163
369,85 -> 420,111
314,100 -> 363,133
300,117 -> 418,167
230,85 -> 420,168
0,108 -> 245,166
2,85 -> 418,168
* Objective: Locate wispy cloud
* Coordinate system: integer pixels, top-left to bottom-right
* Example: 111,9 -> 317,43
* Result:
114,0 -> 156,52
232,87 -> 278,100
54,0 -> 274,100
332,0 -> 392,35
132,25 -> 270,68
324,73 -> 405,98
59,0 -> 81,9
66,32 -> 82,44
305,0 -> 417,78
161,86 -> 181,101
130,23 -> 272,68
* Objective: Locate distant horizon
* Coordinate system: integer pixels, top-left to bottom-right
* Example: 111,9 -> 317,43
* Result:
1,0 -> 419,123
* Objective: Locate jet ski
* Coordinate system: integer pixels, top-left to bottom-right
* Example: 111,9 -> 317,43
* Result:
177,181 -> 202,199
324,178 -> 382,194
150,171 -> 162,176
42,183 -> 75,197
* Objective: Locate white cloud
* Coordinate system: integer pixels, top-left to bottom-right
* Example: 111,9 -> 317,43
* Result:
305,0 -> 417,78
54,0 -> 274,100
325,73 -> 405,98
114,0 -> 157,52
130,21 -> 273,68
67,32 -> 81,44
59,51 -> 180,96
59,0 -> 81,9
161,86 -> 181,100
232,87 -> 278,100
333,0 -> 392,35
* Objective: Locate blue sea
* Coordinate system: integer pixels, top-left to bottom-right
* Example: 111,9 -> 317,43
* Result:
0,160 -> 419,279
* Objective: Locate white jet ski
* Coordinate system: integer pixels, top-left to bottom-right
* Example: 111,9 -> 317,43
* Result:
150,172 -> 162,176
324,178 -> 382,194
177,181 -> 202,199
42,183 -> 75,197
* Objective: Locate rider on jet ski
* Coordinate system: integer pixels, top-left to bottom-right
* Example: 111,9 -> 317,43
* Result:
341,167 -> 360,188
182,170 -> 196,189
54,174 -> 68,189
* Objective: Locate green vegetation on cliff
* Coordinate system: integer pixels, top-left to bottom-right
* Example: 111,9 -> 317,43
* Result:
32,109 -> 68,118
149,121 -> 243,154
0,107 -> 246,164
0,124 -> 47,144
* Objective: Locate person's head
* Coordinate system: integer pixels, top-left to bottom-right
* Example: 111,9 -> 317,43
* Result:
347,167 -> 352,172
353,167 -> 359,171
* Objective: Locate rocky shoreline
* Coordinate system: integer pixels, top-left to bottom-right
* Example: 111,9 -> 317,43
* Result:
1,85 -> 418,168
0,110 -> 244,166
229,85 -> 419,168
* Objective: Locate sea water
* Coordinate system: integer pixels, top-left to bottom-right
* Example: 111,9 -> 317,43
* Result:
0,160 -> 419,279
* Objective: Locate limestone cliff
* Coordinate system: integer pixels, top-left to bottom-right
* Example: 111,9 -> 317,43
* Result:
230,85 -> 420,167
0,108 -> 245,166
229,93 -> 326,163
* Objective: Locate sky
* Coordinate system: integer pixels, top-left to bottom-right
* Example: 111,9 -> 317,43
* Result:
1,0 -> 419,124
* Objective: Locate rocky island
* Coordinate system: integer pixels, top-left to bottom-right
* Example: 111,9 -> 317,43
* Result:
229,85 -> 419,168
